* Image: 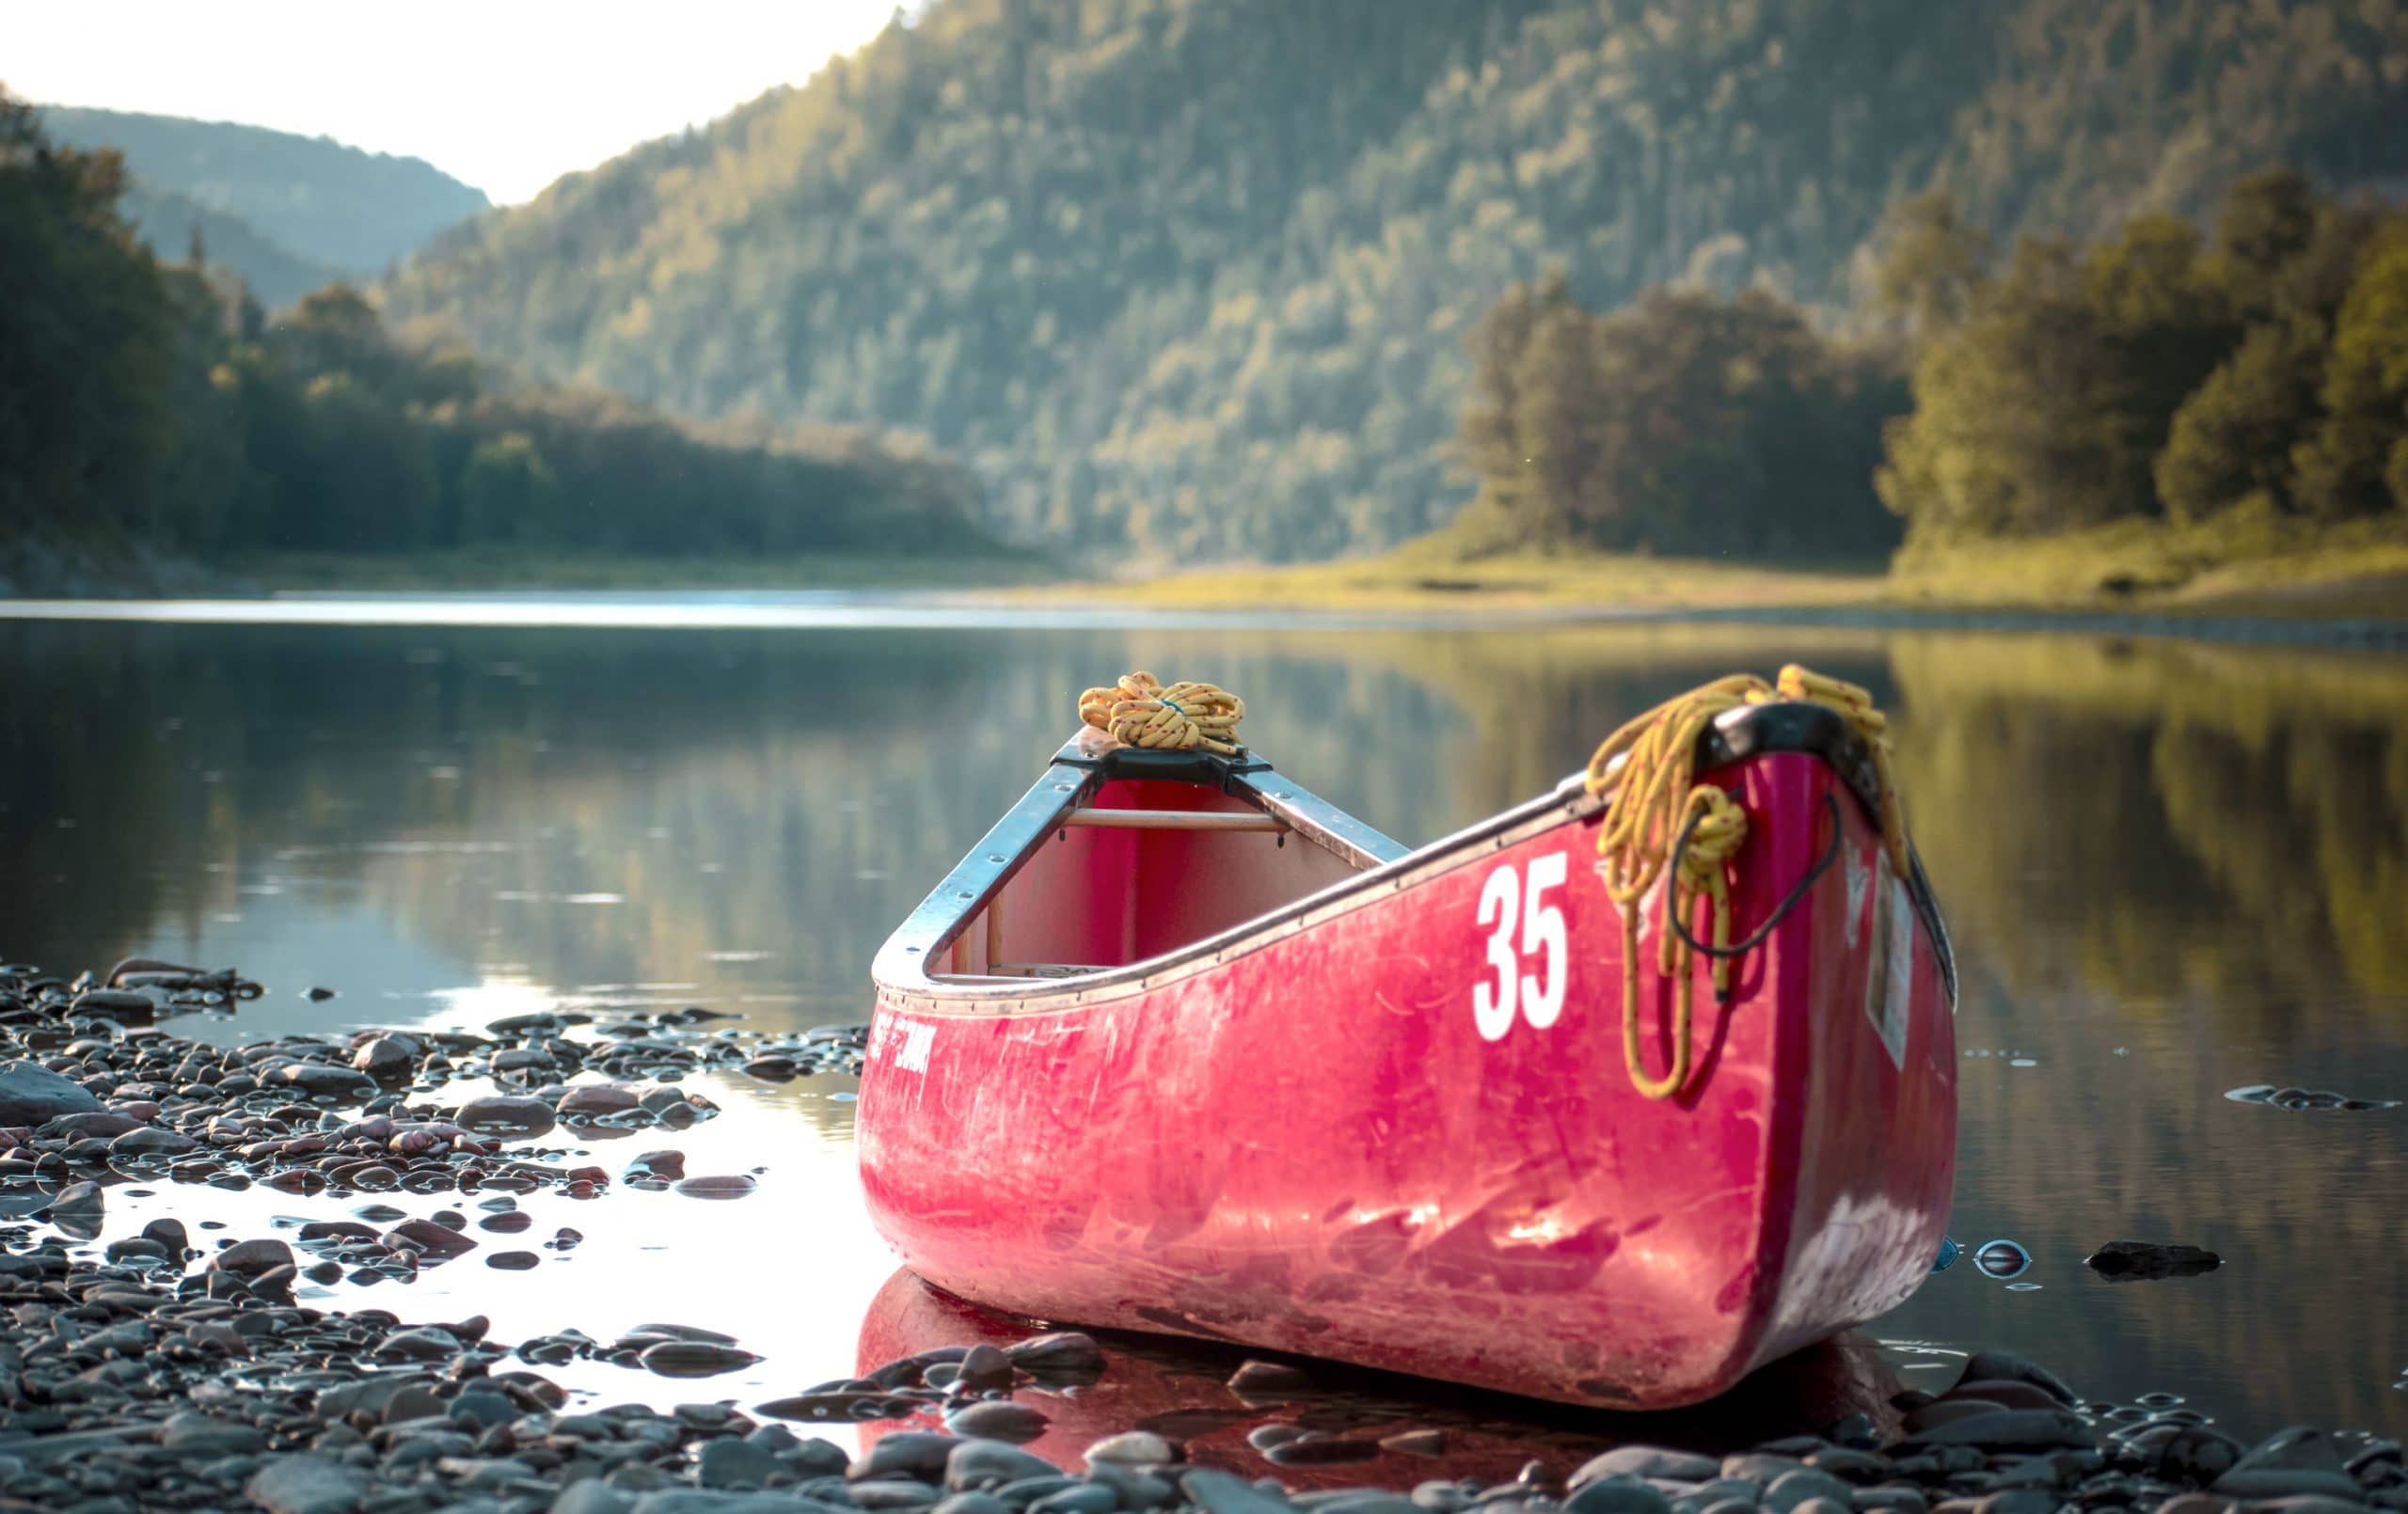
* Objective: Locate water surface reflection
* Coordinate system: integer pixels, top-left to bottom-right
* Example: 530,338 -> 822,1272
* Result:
2,614 -> 2400,1441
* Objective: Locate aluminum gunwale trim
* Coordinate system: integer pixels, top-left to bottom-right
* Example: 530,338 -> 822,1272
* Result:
869,704 -> 1956,1017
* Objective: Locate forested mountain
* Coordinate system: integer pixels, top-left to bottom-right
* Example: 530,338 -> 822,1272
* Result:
382,0 -> 2408,562
39,106 -> 486,304
112,183 -> 343,308
2,90 -> 989,576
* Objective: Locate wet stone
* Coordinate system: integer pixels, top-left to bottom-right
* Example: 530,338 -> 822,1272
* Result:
1576,1449 -> 1720,1486
673,1174 -> 757,1200
697,1436 -> 780,1490
2084,1240 -> 2223,1280
947,1400 -> 1052,1443
1184,1470 -> 1300,1514
0,1058 -> 103,1124
626,1338 -> 756,1378
1766,1470 -> 1857,1512
1564,1482 -> 1674,1514
1380,1430 -> 1450,1458
454,1094 -> 558,1139
487,1250 -> 541,1270
1086,1429 -> 1177,1466
854,1432 -> 968,1483
950,1439 -> 1066,1490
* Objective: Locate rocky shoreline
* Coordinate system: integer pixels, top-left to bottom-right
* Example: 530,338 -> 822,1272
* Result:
3,955 -> 2402,1514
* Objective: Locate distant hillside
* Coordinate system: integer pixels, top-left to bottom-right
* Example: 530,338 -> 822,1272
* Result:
40,106 -> 486,297
380,0 -> 2408,562
113,183 -> 343,308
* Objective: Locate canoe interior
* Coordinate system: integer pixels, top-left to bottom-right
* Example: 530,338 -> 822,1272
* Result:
946,777 -> 1370,978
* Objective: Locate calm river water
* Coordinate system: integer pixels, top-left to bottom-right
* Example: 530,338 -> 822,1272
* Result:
2,600 -> 2401,1453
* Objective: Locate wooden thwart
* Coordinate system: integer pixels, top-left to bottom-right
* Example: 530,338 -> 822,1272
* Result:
1063,809 -> 1287,833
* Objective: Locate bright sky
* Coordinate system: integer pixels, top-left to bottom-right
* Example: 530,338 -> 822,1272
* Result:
0,1 -> 908,203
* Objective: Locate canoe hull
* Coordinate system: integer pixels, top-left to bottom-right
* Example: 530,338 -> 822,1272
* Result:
859,749 -> 1956,1409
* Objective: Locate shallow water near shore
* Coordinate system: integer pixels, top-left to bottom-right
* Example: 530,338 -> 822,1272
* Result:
3,603 -> 2403,1460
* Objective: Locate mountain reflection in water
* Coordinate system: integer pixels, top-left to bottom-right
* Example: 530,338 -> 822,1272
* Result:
1,613 -> 2400,1439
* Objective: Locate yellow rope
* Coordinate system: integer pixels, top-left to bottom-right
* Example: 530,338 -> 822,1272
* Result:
1078,670 -> 1245,756
1585,665 -> 1904,1099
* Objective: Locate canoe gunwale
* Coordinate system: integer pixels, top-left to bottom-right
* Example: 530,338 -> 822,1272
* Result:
871,702 -> 1955,1017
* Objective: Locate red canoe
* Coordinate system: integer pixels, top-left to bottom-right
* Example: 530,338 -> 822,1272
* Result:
860,696 -> 1957,1410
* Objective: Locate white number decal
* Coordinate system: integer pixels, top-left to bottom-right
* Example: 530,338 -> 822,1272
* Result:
1474,864 -> 1521,1041
1475,854 -> 1569,1040
1520,852 -> 1568,1028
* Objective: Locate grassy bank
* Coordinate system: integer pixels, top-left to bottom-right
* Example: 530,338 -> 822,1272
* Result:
1883,513 -> 2408,617
1069,515 -> 2408,622
229,546 -> 1059,593
1062,535 -> 1885,612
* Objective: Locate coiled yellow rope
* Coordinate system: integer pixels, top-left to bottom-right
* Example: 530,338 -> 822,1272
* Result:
1586,665 -> 1904,1099
1078,671 -> 1245,756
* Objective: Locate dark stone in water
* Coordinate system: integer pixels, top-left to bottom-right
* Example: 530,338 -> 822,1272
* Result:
2156,1426 -> 2247,1485
1182,1469 -> 1298,1514
638,1339 -> 762,1378
2085,1239 -> 2223,1280
1902,1408 -> 2094,1450
211,1238 -> 293,1275
39,1110 -> 144,1139
756,1392 -> 922,1423
49,1179 -> 103,1219
945,1400 -> 1052,1443
454,1094 -> 556,1139
674,1174 -> 757,1199
628,1149 -> 686,1179
0,1059 -> 104,1124
71,988 -> 156,1025
1228,1359 -> 1316,1396
1943,1380 -> 2063,1411
1005,1331 -> 1105,1380
486,1251 -> 540,1270
851,1431 -> 967,1482
947,1439 -> 1064,1491
386,1218 -> 478,1259
1266,1437 -> 1381,1466
1573,1447 -> 1719,1484
1381,1429 -> 1449,1457
2226,1082 -> 2400,1111
353,1036 -> 416,1082
2214,1427 -> 2365,1500
956,1343 -> 1015,1391
1955,1351 -> 2077,1405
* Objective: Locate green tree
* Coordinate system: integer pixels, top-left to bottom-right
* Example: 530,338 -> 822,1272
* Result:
2293,223 -> 2408,518
0,89 -> 175,540
2154,317 -> 2327,521
1870,191 -> 1994,337
458,432 -> 561,543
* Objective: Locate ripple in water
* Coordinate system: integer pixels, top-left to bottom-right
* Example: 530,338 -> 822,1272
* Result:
1974,1238 -> 2033,1280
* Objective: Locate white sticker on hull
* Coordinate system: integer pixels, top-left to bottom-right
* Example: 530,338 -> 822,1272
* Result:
1861,860 -> 1910,1069
1882,871 -> 1916,1064
874,1016 -> 937,1075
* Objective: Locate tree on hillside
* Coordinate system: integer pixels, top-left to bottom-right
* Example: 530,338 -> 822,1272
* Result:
2155,317 -> 2328,521
0,90 -> 175,538
1868,192 -> 1994,338
1454,277 -> 1903,558
2293,223 -> 2408,518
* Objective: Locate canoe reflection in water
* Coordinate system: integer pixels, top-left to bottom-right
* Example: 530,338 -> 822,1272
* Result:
854,1270 -> 1913,1487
